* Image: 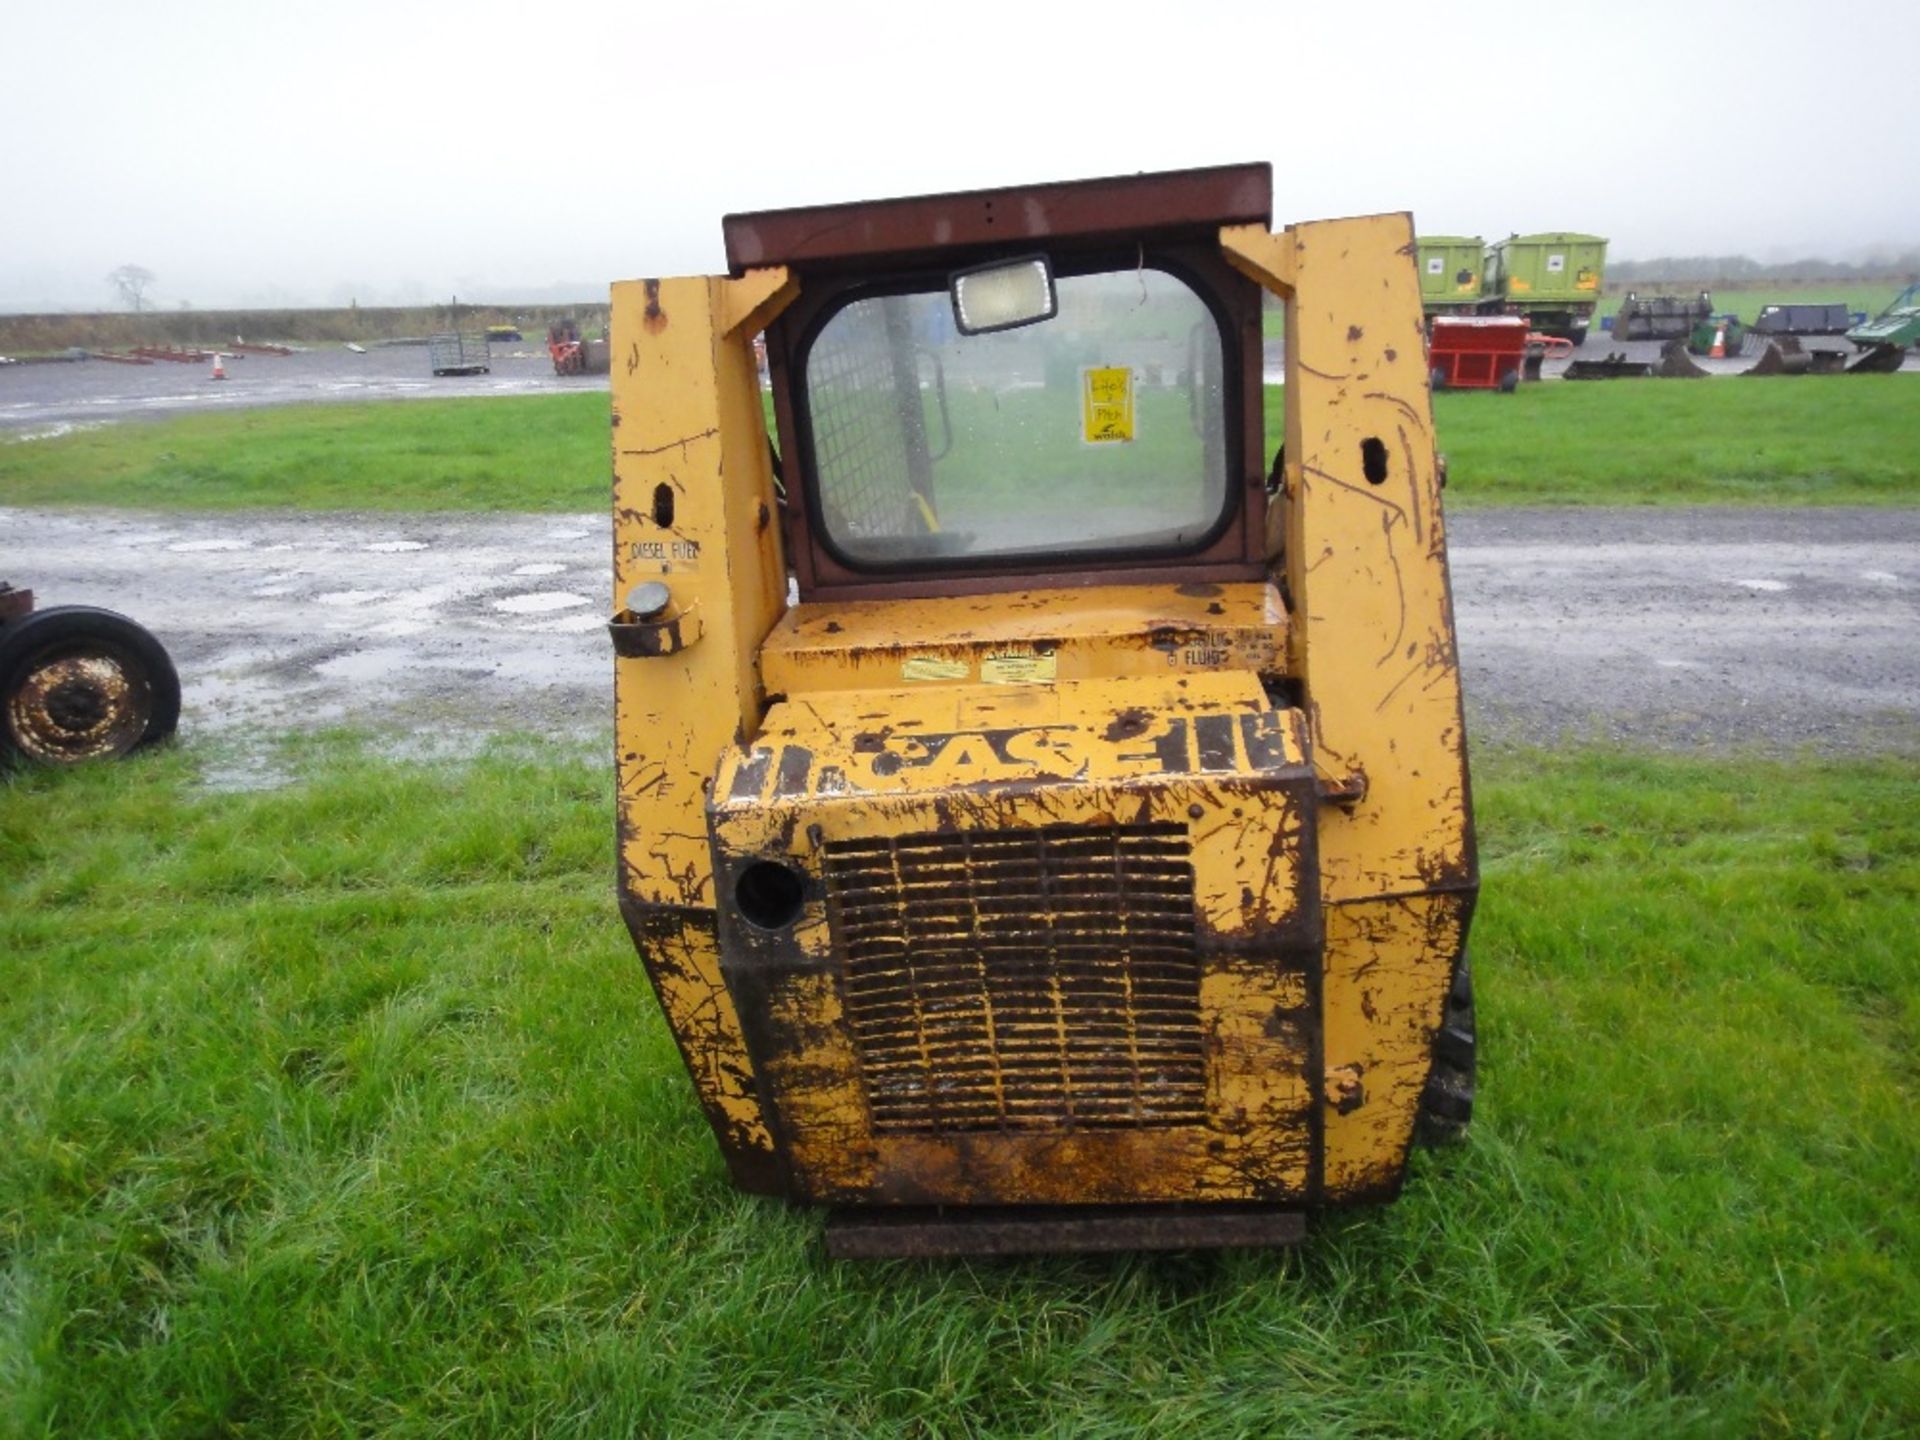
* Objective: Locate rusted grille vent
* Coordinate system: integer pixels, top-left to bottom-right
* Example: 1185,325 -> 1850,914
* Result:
824,823 -> 1207,1133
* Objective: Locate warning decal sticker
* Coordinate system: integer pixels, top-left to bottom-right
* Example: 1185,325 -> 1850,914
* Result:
1081,366 -> 1135,445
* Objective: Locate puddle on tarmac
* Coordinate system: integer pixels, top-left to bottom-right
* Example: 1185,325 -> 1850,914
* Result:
366,540 -> 429,553
316,589 -> 389,606
546,528 -> 589,540
313,646 -> 414,681
512,562 -> 566,576
1734,578 -> 1790,592
168,538 -> 252,552
493,591 -> 590,614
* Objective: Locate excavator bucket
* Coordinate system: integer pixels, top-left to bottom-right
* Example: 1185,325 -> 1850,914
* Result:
1564,351 -> 1653,380
1657,339 -> 1710,378
1847,343 -> 1907,374
1744,341 -> 1811,377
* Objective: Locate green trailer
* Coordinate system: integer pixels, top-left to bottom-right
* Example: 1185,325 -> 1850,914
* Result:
1846,282 -> 1920,351
1417,235 -> 1485,314
1484,232 -> 1607,345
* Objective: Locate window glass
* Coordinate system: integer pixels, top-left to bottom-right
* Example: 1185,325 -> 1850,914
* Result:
802,268 -> 1229,567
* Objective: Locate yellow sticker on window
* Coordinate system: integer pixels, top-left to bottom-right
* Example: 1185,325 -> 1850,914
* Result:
1081,366 -> 1135,445
980,650 -> 1058,685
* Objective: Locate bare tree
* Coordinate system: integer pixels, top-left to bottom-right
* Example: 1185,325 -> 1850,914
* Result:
108,264 -> 156,312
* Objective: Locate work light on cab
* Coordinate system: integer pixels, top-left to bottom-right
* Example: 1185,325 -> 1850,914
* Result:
950,255 -> 1056,334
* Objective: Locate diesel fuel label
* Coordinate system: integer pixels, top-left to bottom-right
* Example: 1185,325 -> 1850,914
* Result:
629,538 -> 701,569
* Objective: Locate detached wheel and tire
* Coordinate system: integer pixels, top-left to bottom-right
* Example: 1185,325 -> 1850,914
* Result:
0,606 -> 180,767
1415,955 -> 1475,1145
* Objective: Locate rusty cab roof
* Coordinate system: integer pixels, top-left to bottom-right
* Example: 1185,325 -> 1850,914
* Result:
722,162 -> 1272,276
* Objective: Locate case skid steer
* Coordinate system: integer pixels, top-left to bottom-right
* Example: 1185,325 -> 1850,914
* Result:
609,164 -> 1477,1258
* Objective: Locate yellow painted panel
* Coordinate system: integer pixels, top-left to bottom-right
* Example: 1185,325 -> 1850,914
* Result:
1320,892 -> 1470,1196
1230,214 -> 1475,906
760,583 -> 1287,697
707,673 -> 1321,1205
1202,962 -> 1313,1139
611,273 -> 792,909
630,911 -> 774,1165
715,672 -> 1295,803
758,969 -> 877,1196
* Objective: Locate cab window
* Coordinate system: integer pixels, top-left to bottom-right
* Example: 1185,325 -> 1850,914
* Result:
799,267 -> 1230,569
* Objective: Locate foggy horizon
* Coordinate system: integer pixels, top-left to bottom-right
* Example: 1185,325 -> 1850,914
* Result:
4,0 -> 1917,315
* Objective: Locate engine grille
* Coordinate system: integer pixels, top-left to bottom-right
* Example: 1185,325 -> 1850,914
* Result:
823,823 -> 1207,1133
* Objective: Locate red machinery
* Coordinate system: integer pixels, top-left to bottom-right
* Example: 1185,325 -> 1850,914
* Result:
547,319 -> 610,377
1428,315 -> 1529,392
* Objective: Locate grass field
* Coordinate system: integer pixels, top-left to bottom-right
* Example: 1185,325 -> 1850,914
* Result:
3,741 -> 1916,1436
4,373 -> 1918,513
1290,378 -> 1920,505
0,394 -> 608,512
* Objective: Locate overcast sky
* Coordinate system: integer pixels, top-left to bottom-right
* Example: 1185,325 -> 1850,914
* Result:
4,0 -> 1916,312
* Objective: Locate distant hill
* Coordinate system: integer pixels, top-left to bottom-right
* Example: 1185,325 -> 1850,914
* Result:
1611,253 -> 1920,286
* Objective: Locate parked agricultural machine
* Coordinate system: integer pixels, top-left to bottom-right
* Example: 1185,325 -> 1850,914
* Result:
1613,292 -> 1713,342
1539,279 -> 1913,380
1483,233 -> 1605,345
548,318 -> 610,376
1752,304 -> 1853,337
1429,315 -> 1527,391
1417,232 -> 1607,345
1847,283 -> 1920,356
1418,236 -> 1485,313
610,163 -> 1477,1257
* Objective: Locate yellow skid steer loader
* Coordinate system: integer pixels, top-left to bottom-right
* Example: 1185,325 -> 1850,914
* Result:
608,164 -> 1476,1257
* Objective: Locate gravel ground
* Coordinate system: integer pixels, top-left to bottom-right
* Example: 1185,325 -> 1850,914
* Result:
5,506 -> 1916,760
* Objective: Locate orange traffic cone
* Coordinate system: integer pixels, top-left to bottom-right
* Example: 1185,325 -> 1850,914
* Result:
1709,323 -> 1727,359
210,352 -> 226,381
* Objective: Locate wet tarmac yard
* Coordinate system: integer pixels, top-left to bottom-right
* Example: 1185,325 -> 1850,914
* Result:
0,341 -> 608,436
4,505 -> 1915,761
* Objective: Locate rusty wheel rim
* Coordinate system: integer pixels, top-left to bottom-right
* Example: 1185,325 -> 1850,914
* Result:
6,649 -> 151,763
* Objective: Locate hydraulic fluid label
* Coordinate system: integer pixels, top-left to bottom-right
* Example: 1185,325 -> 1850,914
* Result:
1081,366 -> 1135,444
980,649 -> 1058,685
